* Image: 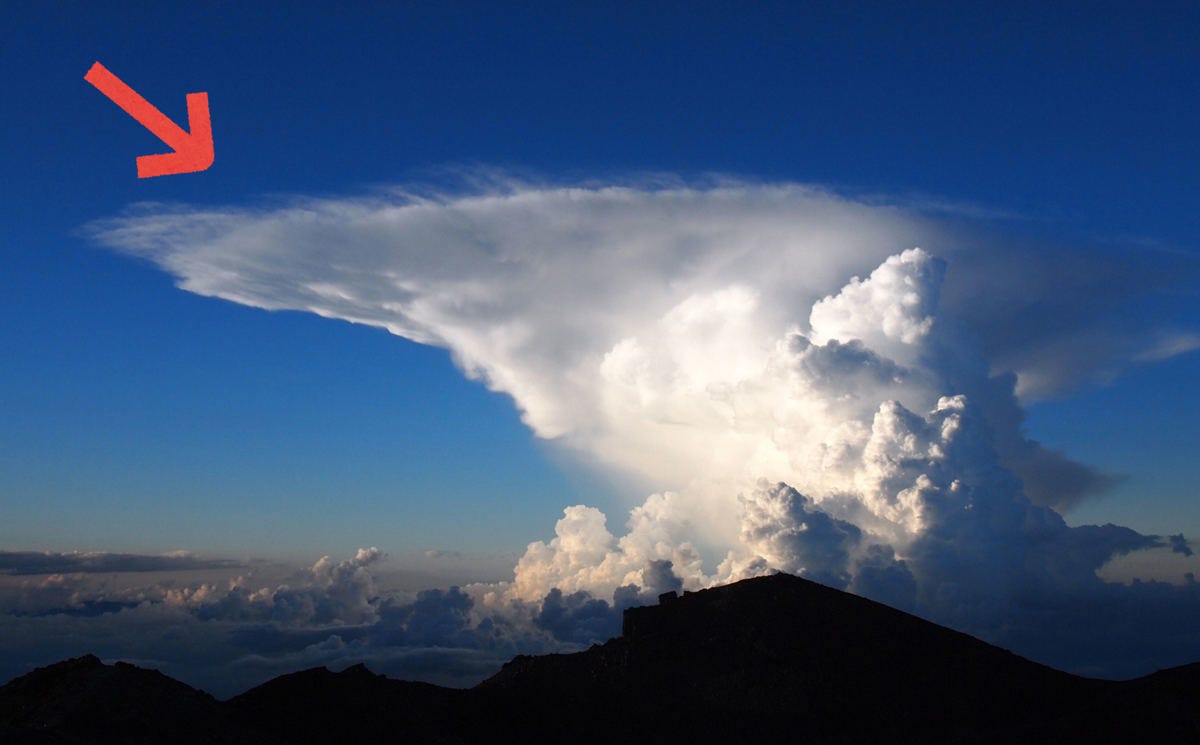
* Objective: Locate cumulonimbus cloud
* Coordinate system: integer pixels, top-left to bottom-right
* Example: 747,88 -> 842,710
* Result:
83,177 -> 1200,680
88,179 -> 1193,508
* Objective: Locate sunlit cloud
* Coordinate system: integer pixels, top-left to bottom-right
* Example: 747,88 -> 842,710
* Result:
75,177 -> 1200,682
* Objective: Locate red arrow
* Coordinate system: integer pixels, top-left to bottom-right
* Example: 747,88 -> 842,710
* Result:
84,61 -> 214,179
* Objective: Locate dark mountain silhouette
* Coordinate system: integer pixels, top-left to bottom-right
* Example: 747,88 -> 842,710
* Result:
2,573 -> 1197,743
0,653 -> 279,744
227,663 -> 469,744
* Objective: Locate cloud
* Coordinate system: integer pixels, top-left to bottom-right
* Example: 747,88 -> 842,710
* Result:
735,481 -> 864,589
534,587 -> 624,644
507,496 -> 703,603
1168,534 -> 1194,557
87,179 -> 1194,414
87,180 -> 1190,518
183,547 -> 386,626
1,573 -> 144,618
0,546 -> 661,697
1132,331 -> 1200,363
75,177 -> 1200,683
374,586 -> 474,647
0,551 -> 243,576
0,556 -> 469,697
496,244 -> 1195,674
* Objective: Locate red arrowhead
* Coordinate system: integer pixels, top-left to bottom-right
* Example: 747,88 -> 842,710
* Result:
84,61 -> 214,179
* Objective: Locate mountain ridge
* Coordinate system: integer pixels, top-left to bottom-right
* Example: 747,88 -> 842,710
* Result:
3,573 -> 1197,743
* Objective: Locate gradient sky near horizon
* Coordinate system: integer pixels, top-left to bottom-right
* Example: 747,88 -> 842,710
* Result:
4,1 -> 1199,563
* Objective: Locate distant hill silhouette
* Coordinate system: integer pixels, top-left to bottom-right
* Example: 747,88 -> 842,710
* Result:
2,573 -> 1197,743
0,654 -> 278,744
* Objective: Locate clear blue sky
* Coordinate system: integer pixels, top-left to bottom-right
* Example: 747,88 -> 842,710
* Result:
2,0 -> 1198,559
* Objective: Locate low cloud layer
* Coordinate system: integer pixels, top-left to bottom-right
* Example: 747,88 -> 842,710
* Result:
0,548 -> 649,697
0,551 -> 242,576
56,178 -> 1200,689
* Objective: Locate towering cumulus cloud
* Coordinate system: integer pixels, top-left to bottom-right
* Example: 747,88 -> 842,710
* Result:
90,179 -> 1200,677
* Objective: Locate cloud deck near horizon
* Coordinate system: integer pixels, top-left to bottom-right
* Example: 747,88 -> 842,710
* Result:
0,551 -> 243,576
39,177 -> 1200,688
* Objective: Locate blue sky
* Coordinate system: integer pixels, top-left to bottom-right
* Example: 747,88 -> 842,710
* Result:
3,0 -> 1200,692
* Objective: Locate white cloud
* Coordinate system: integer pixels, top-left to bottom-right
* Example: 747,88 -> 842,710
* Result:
507,497 -> 701,603
735,481 -> 865,588
88,180 -> 1189,505
77,177 -> 1200,682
